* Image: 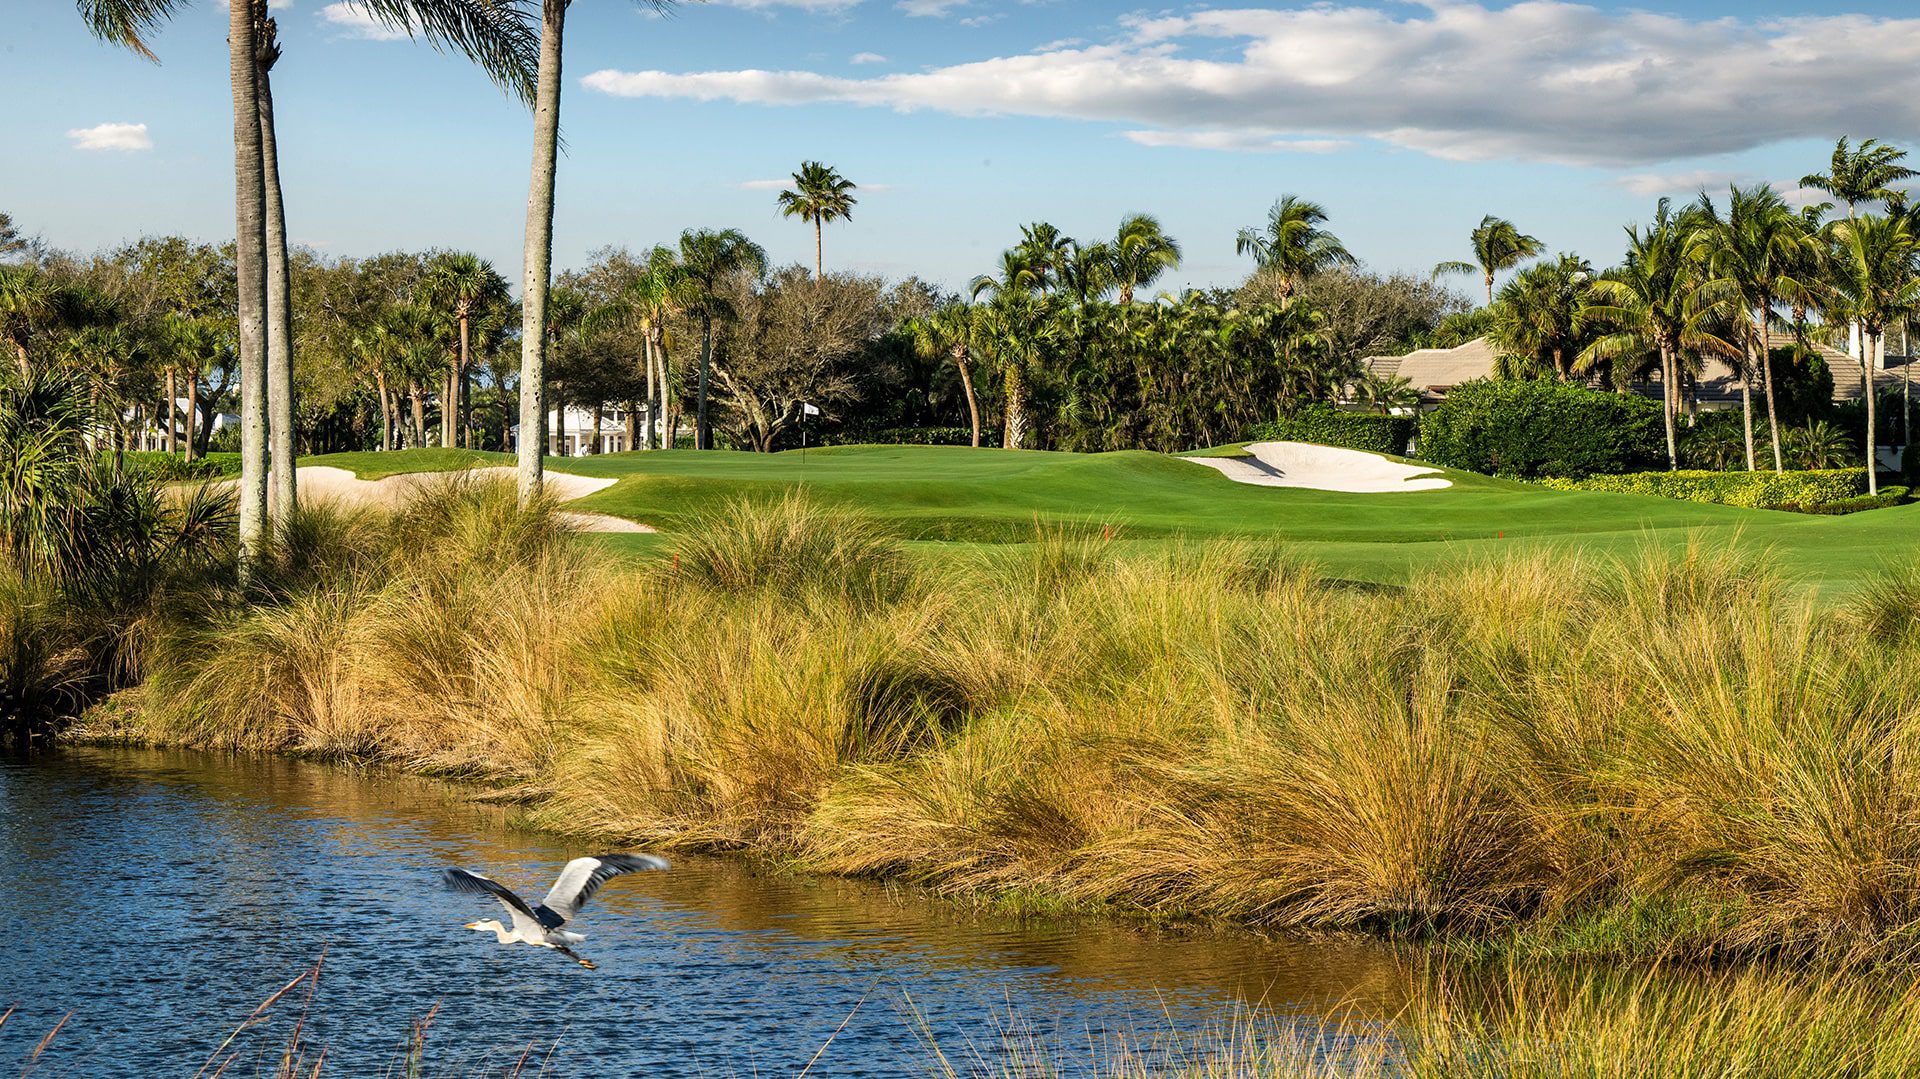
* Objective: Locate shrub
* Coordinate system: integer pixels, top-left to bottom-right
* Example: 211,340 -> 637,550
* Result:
666,493 -> 916,608
1247,403 -> 1417,456
1783,485 -> 1909,515
1420,378 -> 1665,478
1539,469 -> 1868,509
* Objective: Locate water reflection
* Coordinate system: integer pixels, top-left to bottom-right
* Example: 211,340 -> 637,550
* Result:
0,748 -> 1408,1075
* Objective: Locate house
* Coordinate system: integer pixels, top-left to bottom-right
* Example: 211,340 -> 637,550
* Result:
510,404 -> 675,456
1360,335 -> 1917,413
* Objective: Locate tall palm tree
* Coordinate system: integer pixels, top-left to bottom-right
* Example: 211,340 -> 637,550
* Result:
1435,215 -> 1546,307
909,303 -> 983,447
776,161 -> 857,280
1801,137 -> 1916,216
1489,254 -> 1594,382
1110,214 -> 1181,305
1824,213 -> 1920,496
1014,222 -> 1072,291
619,245 -> 695,449
1235,196 -> 1354,301
425,252 -> 509,449
79,0 -> 539,531
1692,184 -> 1815,473
678,228 -> 766,449
1581,200 -> 1735,470
1058,241 -> 1114,305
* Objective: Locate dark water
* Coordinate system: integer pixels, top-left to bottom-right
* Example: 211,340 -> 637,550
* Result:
0,748 -> 1405,1076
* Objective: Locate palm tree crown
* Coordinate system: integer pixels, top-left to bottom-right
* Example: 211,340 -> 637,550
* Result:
1436,215 -> 1547,306
1234,196 -> 1354,300
1110,214 -> 1182,305
777,161 -> 857,279
1801,137 -> 1917,215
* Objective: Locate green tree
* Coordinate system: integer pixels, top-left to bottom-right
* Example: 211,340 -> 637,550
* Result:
1801,137 -> 1916,216
1489,254 -> 1595,382
1824,213 -> 1920,495
1109,214 -> 1181,305
678,228 -> 767,449
776,161 -> 858,280
1435,215 -> 1547,307
1234,196 -> 1354,301
1581,200 -> 1736,470
425,252 -> 510,449
1692,184 -> 1817,473
0,266 -> 70,380
908,303 -> 984,447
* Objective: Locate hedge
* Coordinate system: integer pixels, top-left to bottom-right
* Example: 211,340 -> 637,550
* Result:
1781,485 -> 1909,516
1538,468 -> 1868,509
1419,379 -> 1665,479
1247,404 -> 1417,456
820,426 -> 1000,448
116,452 -> 243,481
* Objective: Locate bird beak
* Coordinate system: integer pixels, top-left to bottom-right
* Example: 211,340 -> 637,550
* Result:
463,922 -> 480,930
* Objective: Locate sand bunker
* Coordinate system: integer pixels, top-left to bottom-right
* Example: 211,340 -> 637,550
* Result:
1183,441 -> 1452,493
218,466 -> 653,533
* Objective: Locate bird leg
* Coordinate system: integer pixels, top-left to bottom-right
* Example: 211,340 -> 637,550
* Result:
553,944 -> 596,970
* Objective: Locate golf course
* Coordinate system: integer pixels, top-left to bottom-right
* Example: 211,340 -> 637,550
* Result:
299,443 -> 1916,595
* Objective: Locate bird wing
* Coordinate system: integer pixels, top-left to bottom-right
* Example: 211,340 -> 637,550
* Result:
537,854 -> 671,926
443,867 -> 548,936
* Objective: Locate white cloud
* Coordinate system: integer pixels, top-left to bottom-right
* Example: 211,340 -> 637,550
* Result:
898,0 -> 967,15
67,122 -> 152,152
737,179 -> 792,189
1612,170 -> 1746,198
581,3 -> 1920,168
319,3 -> 408,41
1124,130 -> 1350,154
850,52 -> 888,65
710,0 -> 863,10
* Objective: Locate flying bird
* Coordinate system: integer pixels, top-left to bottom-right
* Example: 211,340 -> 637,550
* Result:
444,854 -> 670,969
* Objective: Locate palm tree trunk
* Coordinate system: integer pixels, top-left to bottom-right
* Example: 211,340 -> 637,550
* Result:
658,335 -> 673,449
184,370 -> 199,462
623,398 -> 637,452
165,367 -> 178,454
1739,368 -> 1756,472
955,347 -> 981,448
814,217 -> 823,280
697,313 -> 715,450
516,0 -> 566,502
230,0 -> 270,566
1660,344 -> 1678,470
1484,272 -> 1494,308
409,379 -> 426,447
1865,336 -> 1880,496
1756,308 -> 1783,473
375,369 -> 391,451
442,364 -> 456,447
259,43 -> 297,521
641,334 -> 656,450
1004,363 -> 1028,450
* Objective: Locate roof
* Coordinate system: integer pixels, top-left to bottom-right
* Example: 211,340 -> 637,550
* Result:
1362,335 -> 1916,407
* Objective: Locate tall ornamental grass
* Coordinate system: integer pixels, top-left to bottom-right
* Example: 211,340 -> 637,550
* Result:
123,487 -> 1920,963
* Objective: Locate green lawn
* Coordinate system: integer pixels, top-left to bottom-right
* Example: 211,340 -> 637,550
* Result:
300,445 -> 1915,595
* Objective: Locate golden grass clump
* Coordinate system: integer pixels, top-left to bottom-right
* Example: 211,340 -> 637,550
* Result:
120,488 -> 1920,962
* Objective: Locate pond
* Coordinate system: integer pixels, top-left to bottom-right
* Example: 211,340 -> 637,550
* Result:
0,748 -> 1407,1076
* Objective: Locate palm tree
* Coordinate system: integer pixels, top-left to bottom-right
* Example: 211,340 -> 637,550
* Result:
1692,184 -> 1815,473
1581,200 -> 1735,470
1014,223 -> 1072,291
776,161 -> 857,280
1824,213 -> 1920,495
1352,369 -> 1419,415
1435,215 -> 1547,306
969,256 -> 1055,450
1489,254 -> 1594,382
1801,138 -> 1916,216
618,245 -> 695,449
1058,241 -> 1114,305
1110,214 -> 1181,305
908,303 -> 983,447
0,265 -> 68,380
678,228 -> 767,449
425,252 -> 509,449
1234,196 -> 1355,301
79,0 -> 540,532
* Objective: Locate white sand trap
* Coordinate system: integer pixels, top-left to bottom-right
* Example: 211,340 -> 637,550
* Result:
1183,441 -> 1452,493
211,466 -> 654,533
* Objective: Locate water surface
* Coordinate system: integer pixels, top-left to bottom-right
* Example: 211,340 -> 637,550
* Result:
0,748 -> 1404,1075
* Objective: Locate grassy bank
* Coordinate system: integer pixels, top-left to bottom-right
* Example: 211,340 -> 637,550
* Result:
87,477 -> 1920,967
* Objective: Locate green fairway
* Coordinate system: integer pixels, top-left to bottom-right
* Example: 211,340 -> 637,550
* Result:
301,445 -> 1913,594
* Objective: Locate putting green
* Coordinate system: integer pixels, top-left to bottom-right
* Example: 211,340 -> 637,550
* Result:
302,445 -> 1914,594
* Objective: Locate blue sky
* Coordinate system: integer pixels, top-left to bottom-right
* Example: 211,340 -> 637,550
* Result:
6,1 -> 1920,296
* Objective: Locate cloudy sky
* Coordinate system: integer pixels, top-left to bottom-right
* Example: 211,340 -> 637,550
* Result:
6,0 -> 1920,294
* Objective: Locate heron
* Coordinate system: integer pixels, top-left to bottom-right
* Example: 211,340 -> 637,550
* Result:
444,853 -> 670,969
